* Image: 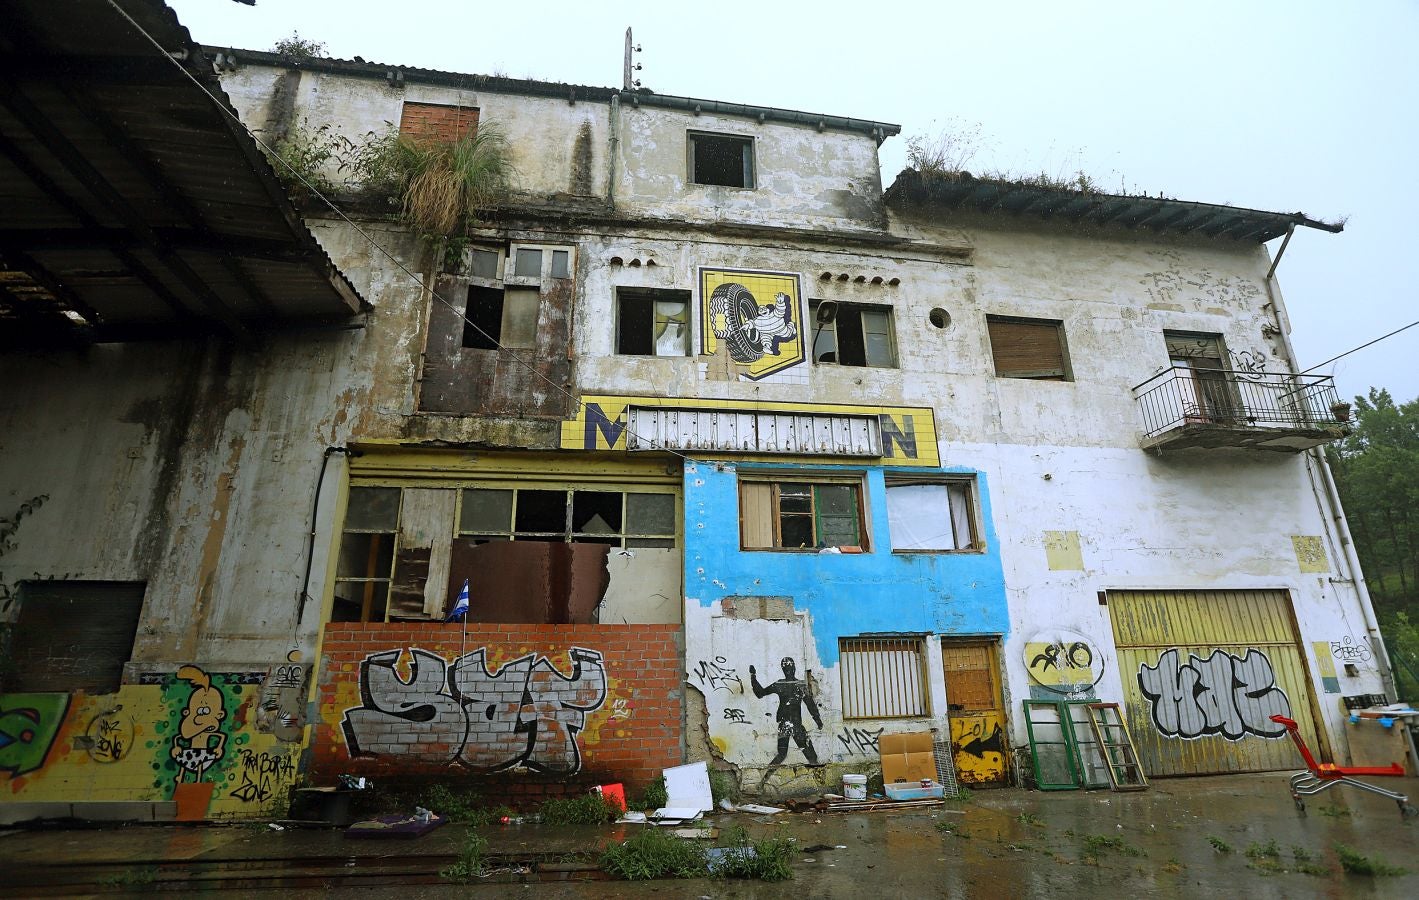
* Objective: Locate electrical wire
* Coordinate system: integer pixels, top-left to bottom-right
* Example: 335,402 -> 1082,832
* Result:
1300,318 -> 1419,375
105,0 -> 701,464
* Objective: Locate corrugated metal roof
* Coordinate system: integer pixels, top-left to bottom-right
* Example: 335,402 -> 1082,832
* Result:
0,0 -> 365,345
206,48 -> 902,142
884,168 -> 1343,243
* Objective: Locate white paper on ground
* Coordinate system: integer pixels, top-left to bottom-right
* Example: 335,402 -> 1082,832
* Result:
736,803 -> 785,814
650,807 -> 704,823
616,811 -> 648,824
662,760 -> 714,813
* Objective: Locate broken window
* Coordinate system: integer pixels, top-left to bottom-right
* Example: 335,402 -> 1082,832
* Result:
457,487 -> 676,547
688,131 -> 755,188
839,636 -> 929,719
810,301 -> 897,367
885,478 -> 979,551
617,288 -> 691,356
462,285 -> 538,350
739,479 -> 865,550
985,315 -> 1070,380
2,581 -> 145,693
332,486 -> 399,622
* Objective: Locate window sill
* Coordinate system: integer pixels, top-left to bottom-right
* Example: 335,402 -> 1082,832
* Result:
740,546 -> 872,554
890,547 -> 986,555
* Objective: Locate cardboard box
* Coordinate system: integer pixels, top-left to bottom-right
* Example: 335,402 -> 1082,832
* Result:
879,730 -> 936,784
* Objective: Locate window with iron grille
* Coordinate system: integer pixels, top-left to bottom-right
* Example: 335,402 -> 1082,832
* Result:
839,636 -> 929,719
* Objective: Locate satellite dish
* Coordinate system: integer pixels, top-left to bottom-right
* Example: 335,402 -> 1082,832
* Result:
815,301 -> 838,325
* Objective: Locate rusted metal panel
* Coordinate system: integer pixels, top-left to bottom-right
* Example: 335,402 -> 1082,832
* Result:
419,275 -> 573,420
1109,589 -> 1323,777
445,540 -> 608,624
625,407 -> 880,456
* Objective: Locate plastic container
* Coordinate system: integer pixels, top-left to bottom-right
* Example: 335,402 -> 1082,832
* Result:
843,774 -> 867,801
884,780 -> 945,801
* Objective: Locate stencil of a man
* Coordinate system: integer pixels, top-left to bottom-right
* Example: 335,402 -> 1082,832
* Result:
750,657 -> 823,766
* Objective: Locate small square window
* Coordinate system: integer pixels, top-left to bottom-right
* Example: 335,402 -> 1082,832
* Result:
468,248 -> 500,280
986,315 -> 1070,380
886,479 -> 979,551
551,250 -> 570,279
811,301 -> 897,367
740,478 -> 865,550
617,288 -> 691,356
462,286 -> 538,349
840,636 -> 929,719
514,248 -> 543,278
689,132 -> 755,188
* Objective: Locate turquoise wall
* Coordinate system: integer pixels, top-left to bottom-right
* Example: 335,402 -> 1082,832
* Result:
683,461 -> 1010,666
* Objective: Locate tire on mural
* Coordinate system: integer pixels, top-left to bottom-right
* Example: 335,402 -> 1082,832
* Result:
708,282 -> 765,363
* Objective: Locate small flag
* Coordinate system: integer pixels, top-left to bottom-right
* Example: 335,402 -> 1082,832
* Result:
446,579 -> 470,622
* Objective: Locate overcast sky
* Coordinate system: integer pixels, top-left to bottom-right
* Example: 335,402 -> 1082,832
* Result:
169,0 -> 1419,405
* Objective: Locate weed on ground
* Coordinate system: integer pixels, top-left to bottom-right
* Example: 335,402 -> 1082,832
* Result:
440,830 -> 489,883
538,794 -> 621,826
1336,844 -> 1407,877
632,776 -> 669,811
709,826 -> 794,881
1317,803 -> 1351,818
97,867 -> 158,888
1207,835 -> 1233,853
422,785 -> 512,826
600,829 -> 708,881
1017,812 -> 1045,828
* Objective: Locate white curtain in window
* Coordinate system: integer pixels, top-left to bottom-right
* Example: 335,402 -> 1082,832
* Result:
886,483 -> 956,550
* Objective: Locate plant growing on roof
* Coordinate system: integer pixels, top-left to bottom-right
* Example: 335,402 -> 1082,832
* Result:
272,32 -> 325,60
394,124 -> 516,241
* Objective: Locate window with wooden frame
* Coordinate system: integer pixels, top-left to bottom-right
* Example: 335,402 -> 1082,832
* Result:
810,301 -> 897,368
458,487 -> 677,548
840,636 -> 929,719
331,486 -> 400,623
885,477 -> 980,552
739,478 -> 866,550
985,315 -> 1071,380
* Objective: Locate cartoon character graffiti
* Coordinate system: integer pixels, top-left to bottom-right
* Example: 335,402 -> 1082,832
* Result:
170,665 -> 228,782
749,657 -> 823,768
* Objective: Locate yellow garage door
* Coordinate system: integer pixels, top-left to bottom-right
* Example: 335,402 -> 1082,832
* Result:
1109,589 -> 1324,777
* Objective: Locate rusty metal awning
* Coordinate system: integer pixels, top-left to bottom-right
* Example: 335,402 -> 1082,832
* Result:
885,168 -> 1343,243
0,0 -> 365,345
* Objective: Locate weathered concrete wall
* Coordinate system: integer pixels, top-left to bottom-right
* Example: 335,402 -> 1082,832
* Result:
313,623 -> 682,800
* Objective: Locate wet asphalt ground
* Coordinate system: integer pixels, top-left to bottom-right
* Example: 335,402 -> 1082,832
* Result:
2,772 -> 1416,898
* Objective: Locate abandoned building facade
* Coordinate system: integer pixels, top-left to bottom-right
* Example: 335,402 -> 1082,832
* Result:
0,6 -> 1394,822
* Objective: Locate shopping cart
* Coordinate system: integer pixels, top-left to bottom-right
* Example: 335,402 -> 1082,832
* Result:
1270,713 -> 1417,819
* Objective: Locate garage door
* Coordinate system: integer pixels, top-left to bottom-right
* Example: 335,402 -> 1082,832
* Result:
1108,589 -> 1323,777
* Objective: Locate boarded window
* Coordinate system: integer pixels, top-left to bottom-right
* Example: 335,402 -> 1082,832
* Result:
986,316 -> 1069,380
689,132 -> 755,188
811,302 -> 897,367
840,636 -> 929,719
3,581 -> 145,693
940,643 -> 997,712
740,479 -> 865,550
399,101 -> 478,146
886,479 -> 978,551
617,288 -> 691,356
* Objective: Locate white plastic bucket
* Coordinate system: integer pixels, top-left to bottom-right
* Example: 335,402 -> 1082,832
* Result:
843,774 -> 867,801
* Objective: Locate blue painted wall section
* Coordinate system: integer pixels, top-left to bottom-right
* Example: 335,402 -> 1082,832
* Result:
683,462 -> 1010,666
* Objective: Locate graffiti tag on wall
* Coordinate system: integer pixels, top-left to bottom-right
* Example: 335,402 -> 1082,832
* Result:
0,694 -> 69,776
228,748 -> 296,803
342,646 -> 607,775
692,657 -> 744,694
1330,635 -> 1372,664
1137,648 -> 1291,741
84,708 -> 133,763
1024,629 -> 1104,696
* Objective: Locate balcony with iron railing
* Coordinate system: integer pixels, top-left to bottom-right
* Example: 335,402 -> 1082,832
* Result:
1133,367 -> 1350,453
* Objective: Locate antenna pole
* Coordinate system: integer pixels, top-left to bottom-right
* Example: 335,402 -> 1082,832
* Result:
623,27 -> 633,91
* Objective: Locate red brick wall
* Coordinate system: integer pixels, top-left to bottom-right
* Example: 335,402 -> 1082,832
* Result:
313,624 -> 682,802
398,102 -> 479,145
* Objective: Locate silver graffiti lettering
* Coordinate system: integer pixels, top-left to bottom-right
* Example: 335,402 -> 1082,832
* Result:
1137,648 -> 1290,740
342,646 -> 607,774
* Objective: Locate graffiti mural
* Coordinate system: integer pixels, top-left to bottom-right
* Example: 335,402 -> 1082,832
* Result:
1137,648 -> 1291,740
342,646 -> 607,775
749,657 -> 822,768
951,713 -> 1007,784
1024,629 -> 1104,696
257,662 -> 307,741
0,693 -> 69,776
699,267 -> 804,380
170,665 -> 229,783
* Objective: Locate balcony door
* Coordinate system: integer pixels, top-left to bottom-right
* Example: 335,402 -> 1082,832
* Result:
1164,332 -> 1239,424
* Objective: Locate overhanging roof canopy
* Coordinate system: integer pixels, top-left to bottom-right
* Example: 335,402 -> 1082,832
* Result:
0,0 -> 365,344
885,169 -> 1343,242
